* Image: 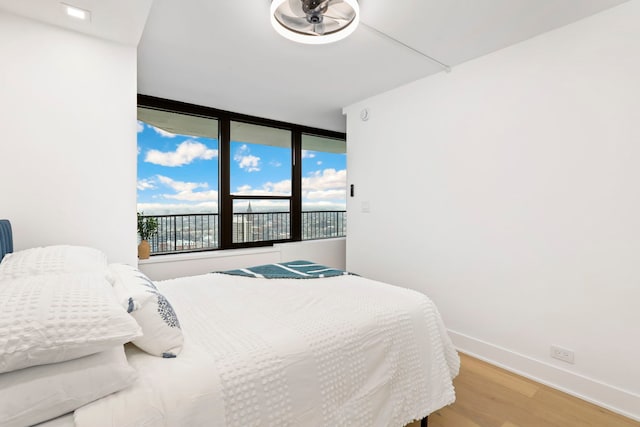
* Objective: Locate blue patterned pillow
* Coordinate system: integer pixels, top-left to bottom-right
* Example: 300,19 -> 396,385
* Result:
109,264 -> 183,358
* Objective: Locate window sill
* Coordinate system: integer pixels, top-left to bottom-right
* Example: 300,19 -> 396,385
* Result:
137,246 -> 280,265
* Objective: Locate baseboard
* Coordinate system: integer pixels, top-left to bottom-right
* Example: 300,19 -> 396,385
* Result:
448,329 -> 640,422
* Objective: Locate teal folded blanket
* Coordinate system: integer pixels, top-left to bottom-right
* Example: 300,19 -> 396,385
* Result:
217,260 -> 351,279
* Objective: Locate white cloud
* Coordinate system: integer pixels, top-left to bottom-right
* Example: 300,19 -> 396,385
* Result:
235,179 -> 291,196
137,202 -> 218,215
164,190 -> 218,202
301,168 -> 347,203
137,178 -> 156,191
151,125 -> 177,138
305,189 -> 346,200
145,140 -> 218,167
270,180 -> 292,194
316,161 -> 322,165
234,144 -> 261,172
302,150 -> 316,159
238,155 -> 260,172
270,161 -> 282,167
155,175 -> 217,202
157,175 -> 207,192
302,168 -> 346,191
137,121 -> 144,133
232,168 -> 346,203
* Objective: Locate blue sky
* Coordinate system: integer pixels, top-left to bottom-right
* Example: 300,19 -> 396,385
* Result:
137,121 -> 346,214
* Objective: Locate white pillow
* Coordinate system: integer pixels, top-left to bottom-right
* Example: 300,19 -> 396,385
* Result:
0,345 -> 137,427
0,245 -> 107,279
109,264 -> 183,358
0,273 -> 142,373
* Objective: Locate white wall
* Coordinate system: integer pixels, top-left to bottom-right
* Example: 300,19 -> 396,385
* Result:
344,1 -> 640,420
139,238 -> 346,281
0,12 -> 138,264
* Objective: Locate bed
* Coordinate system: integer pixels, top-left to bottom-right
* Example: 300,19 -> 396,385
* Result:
0,220 -> 459,427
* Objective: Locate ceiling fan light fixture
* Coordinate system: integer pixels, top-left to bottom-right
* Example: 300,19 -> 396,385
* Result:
270,0 -> 360,45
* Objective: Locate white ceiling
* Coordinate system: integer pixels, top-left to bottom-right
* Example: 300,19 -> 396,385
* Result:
0,0 -> 630,132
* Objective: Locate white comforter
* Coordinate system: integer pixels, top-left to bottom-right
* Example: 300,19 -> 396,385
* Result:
74,273 -> 459,427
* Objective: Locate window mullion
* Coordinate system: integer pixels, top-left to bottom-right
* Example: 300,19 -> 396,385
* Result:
291,131 -> 302,241
219,118 -> 232,249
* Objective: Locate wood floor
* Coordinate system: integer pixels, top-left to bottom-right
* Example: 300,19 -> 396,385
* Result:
407,352 -> 639,427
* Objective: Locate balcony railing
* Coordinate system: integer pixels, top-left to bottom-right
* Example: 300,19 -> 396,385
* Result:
302,210 -> 347,240
140,211 -> 346,255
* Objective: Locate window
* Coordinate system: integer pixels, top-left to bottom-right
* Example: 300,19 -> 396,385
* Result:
230,122 -> 292,245
137,107 -> 219,253
301,134 -> 346,240
137,96 -> 346,255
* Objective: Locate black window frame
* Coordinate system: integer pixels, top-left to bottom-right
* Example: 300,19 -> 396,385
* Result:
138,94 -> 346,251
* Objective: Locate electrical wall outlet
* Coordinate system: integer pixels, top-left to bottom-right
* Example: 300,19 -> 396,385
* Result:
550,345 -> 575,364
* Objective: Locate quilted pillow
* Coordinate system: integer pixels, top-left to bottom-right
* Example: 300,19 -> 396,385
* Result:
0,273 -> 141,374
109,264 -> 183,358
0,345 -> 137,427
0,245 -> 108,279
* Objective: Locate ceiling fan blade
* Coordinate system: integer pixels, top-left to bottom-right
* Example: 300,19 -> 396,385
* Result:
287,0 -> 306,17
322,16 -> 349,33
314,22 -> 326,35
278,13 -> 313,32
323,14 -> 349,22
323,2 -> 354,22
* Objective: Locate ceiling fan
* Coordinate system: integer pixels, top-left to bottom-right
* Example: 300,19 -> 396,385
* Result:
270,0 -> 451,72
270,0 -> 360,44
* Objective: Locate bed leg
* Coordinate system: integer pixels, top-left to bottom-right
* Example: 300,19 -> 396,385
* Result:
420,416 -> 428,427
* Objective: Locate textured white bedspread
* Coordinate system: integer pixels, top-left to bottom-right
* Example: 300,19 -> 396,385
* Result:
74,273 -> 459,427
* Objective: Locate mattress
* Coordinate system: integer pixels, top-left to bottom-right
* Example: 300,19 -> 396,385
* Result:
74,273 -> 459,427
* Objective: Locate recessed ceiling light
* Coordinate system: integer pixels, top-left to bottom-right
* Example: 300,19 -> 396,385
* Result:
61,3 -> 91,21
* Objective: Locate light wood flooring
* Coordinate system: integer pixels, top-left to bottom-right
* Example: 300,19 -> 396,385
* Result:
407,352 -> 639,427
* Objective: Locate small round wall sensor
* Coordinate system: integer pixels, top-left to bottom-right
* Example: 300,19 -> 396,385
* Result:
360,108 -> 370,121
